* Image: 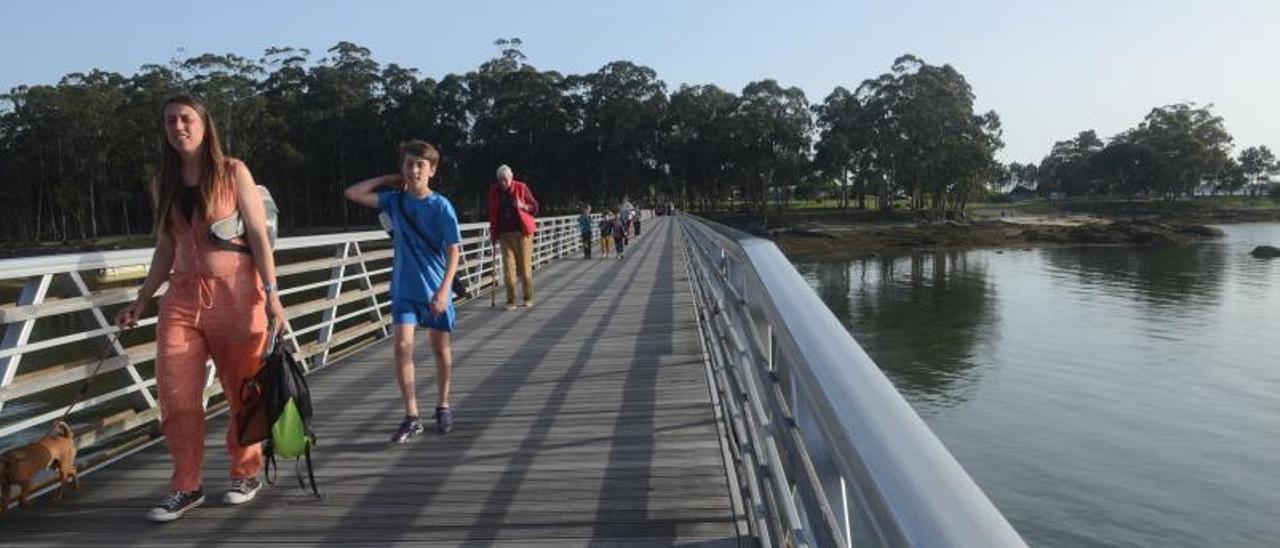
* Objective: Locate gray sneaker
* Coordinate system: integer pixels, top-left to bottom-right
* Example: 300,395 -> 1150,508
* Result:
435,407 -> 455,434
390,415 -> 424,443
222,477 -> 261,505
146,489 -> 205,522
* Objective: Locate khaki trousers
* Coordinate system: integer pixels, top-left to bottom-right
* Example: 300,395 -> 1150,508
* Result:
499,231 -> 533,304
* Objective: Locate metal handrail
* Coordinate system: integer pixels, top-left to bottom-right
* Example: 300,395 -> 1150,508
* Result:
0,213 -> 608,461
677,214 -> 1025,548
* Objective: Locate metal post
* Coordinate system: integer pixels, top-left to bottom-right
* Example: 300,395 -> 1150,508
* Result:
0,274 -> 52,413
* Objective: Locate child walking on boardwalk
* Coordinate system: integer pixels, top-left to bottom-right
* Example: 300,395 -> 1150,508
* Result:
599,212 -> 615,258
344,140 -> 461,443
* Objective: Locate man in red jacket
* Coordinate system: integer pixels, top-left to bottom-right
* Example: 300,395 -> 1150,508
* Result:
488,165 -> 539,310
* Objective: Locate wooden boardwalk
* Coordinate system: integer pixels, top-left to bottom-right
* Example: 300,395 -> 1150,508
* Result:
2,217 -> 744,547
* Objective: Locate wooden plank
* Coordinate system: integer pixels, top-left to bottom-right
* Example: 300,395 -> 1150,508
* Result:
0,219 -> 741,546
284,281 -> 391,320
0,285 -> 141,325
275,248 -> 393,278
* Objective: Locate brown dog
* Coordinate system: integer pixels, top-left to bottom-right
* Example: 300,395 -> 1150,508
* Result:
1,421 -> 79,512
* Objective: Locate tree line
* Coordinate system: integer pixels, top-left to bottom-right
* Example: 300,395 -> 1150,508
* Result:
0,39 -> 1009,242
997,104 -> 1277,200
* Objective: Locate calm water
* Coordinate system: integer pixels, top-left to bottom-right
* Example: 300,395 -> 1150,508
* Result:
792,223 -> 1280,548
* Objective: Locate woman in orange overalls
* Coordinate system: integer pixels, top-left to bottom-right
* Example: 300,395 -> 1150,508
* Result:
115,96 -> 286,523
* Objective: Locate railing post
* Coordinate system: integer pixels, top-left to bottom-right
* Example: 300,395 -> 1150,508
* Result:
315,241 -> 351,369
68,271 -> 158,410
556,221 -> 564,260
349,241 -> 388,338
0,274 -> 52,413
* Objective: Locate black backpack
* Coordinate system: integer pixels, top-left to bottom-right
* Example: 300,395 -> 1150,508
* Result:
258,338 -> 321,497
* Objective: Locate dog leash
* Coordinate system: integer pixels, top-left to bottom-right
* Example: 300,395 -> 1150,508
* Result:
50,331 -> 124,435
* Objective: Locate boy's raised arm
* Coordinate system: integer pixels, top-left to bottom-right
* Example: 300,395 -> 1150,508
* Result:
345,174 -> 401,209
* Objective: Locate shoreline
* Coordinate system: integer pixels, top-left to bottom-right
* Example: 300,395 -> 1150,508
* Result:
2,204 -> 1277,261
709,205 -> 1280,261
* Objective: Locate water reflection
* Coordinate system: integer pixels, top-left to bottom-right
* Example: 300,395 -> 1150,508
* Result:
801,252 -> 996,409
793,225 -> 1280,547
1041,244 -> 1227,311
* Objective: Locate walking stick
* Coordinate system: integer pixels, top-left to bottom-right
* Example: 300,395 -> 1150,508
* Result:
490,237 -> 499,308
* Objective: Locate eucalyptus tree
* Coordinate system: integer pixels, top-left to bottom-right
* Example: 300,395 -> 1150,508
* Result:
1123,103 -> 1232,200
580,61 -> 668,204
848,55 -> 1003,214
1038,130 -> 1103,196
464,38 -> 579,210
1014,162 -> 1038,190
0,42 -> 1042,242
1238,145 -> 1276,195
733,79 -> 812,211
1088,142 -> 1165,197
179,53 -> 264,157
664,84 -> 738,210
305,41 -> 384,226
254,47 -> 311,229
469,66 -> 575,206
814,86 -> 866,208
1206,157 -> 1246,195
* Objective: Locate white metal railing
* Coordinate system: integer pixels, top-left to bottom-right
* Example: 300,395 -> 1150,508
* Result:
677,214 -> 1026,548
0,213 -> 605,471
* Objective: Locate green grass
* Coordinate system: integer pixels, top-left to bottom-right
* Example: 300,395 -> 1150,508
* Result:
1189,195 -> 1280,209
786,198 -> 893,210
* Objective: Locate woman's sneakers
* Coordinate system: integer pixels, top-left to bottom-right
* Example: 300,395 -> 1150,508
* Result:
390,415 -> 424,443
146,489 -> 205,522
222,477 -> 262,505
145,478 -> 262,522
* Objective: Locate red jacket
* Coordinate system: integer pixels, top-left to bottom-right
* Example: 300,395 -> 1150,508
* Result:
488,180 -> 539,239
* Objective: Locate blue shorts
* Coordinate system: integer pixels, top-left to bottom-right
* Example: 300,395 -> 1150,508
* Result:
390,298 -> 455,332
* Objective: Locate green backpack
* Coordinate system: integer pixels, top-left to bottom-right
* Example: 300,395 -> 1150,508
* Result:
260,338 -> 320,497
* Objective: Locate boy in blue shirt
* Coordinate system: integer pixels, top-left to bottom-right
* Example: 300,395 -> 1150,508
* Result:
344,140 -> 461,442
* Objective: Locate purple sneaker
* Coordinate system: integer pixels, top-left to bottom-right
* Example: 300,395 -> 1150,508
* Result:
390,415 -> 423,443
435,407 -> 454,434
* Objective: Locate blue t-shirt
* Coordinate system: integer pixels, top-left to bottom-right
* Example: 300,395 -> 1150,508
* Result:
578,213 -> 592,234
377,190 -> 462,303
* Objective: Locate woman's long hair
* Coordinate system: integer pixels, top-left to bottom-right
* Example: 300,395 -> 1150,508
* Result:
154,95 -> 228,236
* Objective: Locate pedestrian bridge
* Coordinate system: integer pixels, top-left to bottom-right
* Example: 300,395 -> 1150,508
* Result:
0,215 -> 1024,547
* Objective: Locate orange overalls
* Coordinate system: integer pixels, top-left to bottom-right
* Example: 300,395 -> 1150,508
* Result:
155,178 -> 266,492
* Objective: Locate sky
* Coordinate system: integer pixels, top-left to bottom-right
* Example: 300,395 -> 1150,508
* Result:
2,0 -> 1277,164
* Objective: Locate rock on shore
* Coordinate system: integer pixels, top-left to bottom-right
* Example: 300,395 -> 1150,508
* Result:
1252,245 -> 1280,258
1021,220 -> 1223,246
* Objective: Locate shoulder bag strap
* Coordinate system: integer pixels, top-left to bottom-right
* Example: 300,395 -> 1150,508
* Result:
210,160 -> 252,253
396,191 -> 443,257
396,192 -> 471,292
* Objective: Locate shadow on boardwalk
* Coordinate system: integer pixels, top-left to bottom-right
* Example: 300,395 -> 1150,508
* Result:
0,217 -> 743,547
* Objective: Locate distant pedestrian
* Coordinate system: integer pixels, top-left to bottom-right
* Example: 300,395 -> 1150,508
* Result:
487,165 -> 538,310
613,211 -> 628,259
577,205 -> 593,259
599,212 -> 615,258
618,197 -> 635,246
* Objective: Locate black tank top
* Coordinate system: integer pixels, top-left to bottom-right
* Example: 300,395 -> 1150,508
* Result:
180,185 -> 199,222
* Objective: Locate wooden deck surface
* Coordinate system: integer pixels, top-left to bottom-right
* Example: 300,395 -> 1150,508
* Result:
1,217 -> 744,547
